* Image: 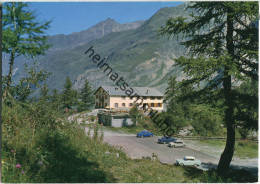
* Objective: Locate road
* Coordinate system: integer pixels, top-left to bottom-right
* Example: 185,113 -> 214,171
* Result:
85,127 -> 258,174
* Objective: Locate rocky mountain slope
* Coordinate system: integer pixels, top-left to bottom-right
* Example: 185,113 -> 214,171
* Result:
3,18 -> 144,75
47,18 -> 144,51
6,3 -> 190,93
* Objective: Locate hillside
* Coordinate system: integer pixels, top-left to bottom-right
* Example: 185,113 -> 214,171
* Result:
47,18 -> 144,51
7,3 -> 190,93
3,18 -> 143,75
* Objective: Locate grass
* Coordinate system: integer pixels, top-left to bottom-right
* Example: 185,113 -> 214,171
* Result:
199,139 -> 258,159
235,140 -> 258,158
109,159 -> 194,182
199,139 -> 226,147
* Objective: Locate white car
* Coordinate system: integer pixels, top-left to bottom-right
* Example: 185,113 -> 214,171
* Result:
168,139 -> 185,148
176,156 -> 201,166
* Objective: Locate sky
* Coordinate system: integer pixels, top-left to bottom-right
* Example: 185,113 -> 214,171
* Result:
28,2 -> 183,36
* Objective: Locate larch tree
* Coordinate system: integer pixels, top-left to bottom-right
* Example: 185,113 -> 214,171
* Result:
3,2 -> 50,93
40,83 -> 49,101
160,2 -> 258,173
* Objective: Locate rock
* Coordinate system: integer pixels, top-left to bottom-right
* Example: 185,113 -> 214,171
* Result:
178,125 -> 194,136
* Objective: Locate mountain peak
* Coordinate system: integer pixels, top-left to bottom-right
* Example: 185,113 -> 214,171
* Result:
105,17 -> 115,21
99,17 -> 119,25
46,17 -> 143,51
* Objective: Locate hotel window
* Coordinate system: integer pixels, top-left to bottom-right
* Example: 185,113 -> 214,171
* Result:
122,103 -> 126,107
151,97 -> 155,100
115,103 -> 118,108
129,103 -> 133,107
143,97 -> 147,100
158,103 -> 162,107
151,103 -> 154,107
157,97 -> 162,100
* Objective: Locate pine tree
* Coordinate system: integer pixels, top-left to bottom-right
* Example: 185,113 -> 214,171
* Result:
62,77 -> 77,110
160,2 -> 258,173
79,79 -> 94,111
51,89 -> 59,102
50,89 -> 61,111
3,2 -> 51,93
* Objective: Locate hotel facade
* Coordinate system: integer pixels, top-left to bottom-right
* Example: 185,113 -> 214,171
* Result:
94,86 -> 164,111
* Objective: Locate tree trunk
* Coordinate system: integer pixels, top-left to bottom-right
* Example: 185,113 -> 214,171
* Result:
0,3 -> 2,183
6,49 -> 15,89
217,73 -> 235,173
217,12 -> 236,174
4,3 -> 17,97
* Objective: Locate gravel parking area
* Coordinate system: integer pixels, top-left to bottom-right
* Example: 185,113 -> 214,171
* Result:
85,127 -> 258,174
104,135 -> 217,164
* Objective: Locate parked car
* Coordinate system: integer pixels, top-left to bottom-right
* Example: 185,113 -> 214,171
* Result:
136,130 -> 153,138
168,139 -> 185,148
176,156 -> 201,167
157,136 -> 177,144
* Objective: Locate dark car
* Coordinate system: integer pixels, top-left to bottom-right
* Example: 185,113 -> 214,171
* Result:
158,136 -> 177,144
137,130 -> 154,138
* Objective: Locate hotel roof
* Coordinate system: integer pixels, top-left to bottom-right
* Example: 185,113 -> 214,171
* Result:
96,85 -> 163,97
